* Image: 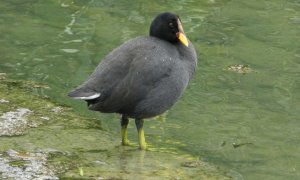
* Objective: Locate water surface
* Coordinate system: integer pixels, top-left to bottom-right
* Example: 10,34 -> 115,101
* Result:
0,0 -> 299,179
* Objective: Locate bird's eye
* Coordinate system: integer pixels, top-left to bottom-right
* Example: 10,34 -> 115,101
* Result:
169,22 -> 175,29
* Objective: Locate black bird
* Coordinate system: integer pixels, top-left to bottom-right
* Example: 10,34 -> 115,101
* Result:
68,12 -> 197,150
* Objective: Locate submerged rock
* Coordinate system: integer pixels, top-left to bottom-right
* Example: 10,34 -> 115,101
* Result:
225,64 -> 256,74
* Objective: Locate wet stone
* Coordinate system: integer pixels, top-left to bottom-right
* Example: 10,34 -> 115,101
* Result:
40,116 -> 50,121
0,149 -> 59,180
50,106 -> 63,114
0,99 -> 9,103
0,108 -> 33,136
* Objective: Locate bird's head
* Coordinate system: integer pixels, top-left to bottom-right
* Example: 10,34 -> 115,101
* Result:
149,12 -> 189,47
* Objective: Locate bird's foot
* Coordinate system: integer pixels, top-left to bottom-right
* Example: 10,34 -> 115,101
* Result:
121,140 -> 137,147
139,142 -> 147,150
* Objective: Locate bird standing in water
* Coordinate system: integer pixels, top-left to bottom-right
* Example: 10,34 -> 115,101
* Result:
68,12 -> 197,150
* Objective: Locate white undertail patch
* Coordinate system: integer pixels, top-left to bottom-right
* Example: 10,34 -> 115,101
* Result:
72,93 -> 101,100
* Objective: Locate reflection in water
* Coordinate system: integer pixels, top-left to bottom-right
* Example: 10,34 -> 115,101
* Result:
96,146 -> 227,179
118,148 -> 146,174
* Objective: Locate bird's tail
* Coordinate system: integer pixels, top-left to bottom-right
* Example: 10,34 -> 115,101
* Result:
68,87 -> 100,100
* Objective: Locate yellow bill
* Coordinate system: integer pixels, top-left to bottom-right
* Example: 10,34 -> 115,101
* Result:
177,32 -> 189,47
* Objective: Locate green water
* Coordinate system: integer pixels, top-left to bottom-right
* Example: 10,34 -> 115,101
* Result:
1,0 -> 299,179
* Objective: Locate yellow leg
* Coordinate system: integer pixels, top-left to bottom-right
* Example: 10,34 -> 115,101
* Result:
138,128 -> 147,150
121,115 -> 130,146
135,119 -> 147,150
121,126 -> 130,145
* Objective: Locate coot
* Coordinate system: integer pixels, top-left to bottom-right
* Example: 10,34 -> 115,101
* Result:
68,12 -> 197,150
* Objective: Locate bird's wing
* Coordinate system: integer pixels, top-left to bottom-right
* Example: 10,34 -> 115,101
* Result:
69,37 -> 182,112
68,38 -> 139,100
96,37 -> 183,113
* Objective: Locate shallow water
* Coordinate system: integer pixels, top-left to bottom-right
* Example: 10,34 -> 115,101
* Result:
0,0 -> 299,179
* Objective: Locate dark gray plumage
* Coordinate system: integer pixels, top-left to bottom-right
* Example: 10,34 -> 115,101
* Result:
68,12 -> 197,149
